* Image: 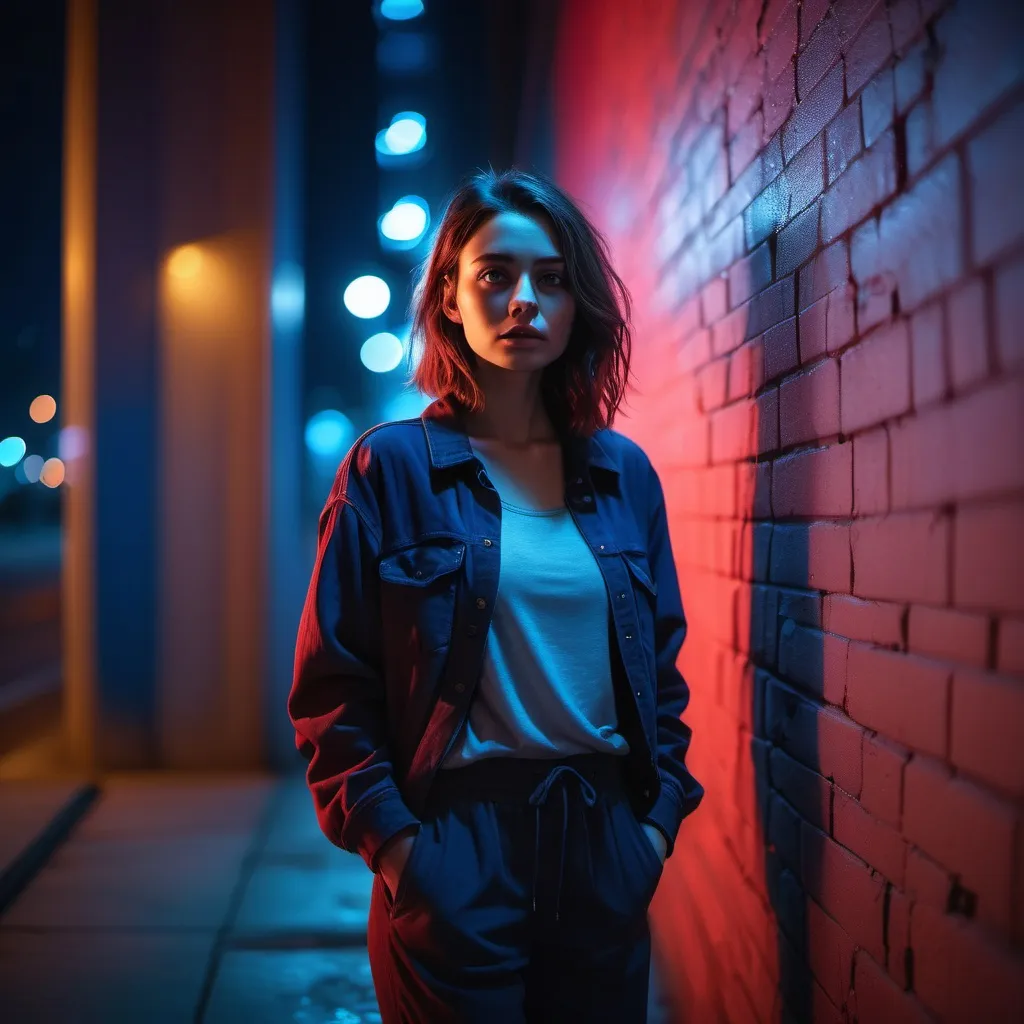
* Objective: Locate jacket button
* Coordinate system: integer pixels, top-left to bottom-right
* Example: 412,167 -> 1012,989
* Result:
582,495 -> 592,503
454,683 -> 465,693
643,788 -> 650,799
618,592 -> 626,599
599,544 -> 605,551
467,625 -> 477,635
625,631 -> 633,640
475,597 -> 487,609
575,477 -> 583,484
636,690 -> 642,697
483,538 -> 492,547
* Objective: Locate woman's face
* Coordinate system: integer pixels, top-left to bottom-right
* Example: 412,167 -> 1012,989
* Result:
444,210 -> 576,374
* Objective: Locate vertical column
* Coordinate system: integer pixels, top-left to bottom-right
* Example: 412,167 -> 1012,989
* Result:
62,0 -> 98,771
61,0 -> 286,770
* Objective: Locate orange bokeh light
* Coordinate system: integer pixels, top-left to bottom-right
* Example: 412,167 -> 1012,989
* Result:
30,394 -> 57,423
40,457 -> 66,488
167,244 -> 204,280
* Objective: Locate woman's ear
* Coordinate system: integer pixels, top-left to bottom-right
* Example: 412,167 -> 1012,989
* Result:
441,275 -> 462,324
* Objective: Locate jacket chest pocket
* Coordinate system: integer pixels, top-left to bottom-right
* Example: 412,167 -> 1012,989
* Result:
379,540 -> 466,654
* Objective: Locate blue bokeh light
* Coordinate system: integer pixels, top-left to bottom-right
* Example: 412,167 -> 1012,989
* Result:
360,332 -> 405,374
0,436 -> 26,467
343,275 -> 391,319
375,112 -> 426,157
379,196 -> 430,246
304,409 -> 355,459
380,0 -> 424,22
22,454 -> 43,482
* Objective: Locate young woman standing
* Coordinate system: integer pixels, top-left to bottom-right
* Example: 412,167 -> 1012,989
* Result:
289,168 -> 703,1023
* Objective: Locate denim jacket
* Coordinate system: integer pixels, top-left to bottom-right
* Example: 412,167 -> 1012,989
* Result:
288,397 -> 704,872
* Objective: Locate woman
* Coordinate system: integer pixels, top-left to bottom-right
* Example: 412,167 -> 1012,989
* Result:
288,168 -> 703,1023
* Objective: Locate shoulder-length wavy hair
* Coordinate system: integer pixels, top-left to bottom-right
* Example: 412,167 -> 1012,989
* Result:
407,168 -> 633,437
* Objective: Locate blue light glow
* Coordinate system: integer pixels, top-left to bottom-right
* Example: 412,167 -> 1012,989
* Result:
22,454 -> 43,482
383,390 -> 432,422
379,196 -> 429,245
343,275 -> 391,319
0,436 -> 26,467
380,0 -> 424,21
375,112 -> 426,157
304,410 -> 354,459
272,262 -> 305,332
360,332 -> 405,374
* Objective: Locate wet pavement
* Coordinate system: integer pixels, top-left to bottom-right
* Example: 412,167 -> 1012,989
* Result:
0,774 -> 673,1023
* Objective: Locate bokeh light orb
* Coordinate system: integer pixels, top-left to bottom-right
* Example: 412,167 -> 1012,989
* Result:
380,197 -> 429,243
40,457 -> 65,488
29,395 -> 57,423
59,425 -> 89,462
304,409 -> 354,459
375,112 -> 426,157
22,454 -> 44,483
360,332 -> 405,374
380,0 -> 424,22
343,275 -> 390,319
168,244 -> 203,280
0,436 -> 27,467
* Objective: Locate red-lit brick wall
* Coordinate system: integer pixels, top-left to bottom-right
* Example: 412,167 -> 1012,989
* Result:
549,0 -> 1024,1019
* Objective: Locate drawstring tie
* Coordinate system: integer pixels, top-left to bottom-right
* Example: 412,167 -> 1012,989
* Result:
527,765 -> 597,923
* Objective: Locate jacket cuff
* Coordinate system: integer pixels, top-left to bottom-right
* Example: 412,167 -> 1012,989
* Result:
643,782 -> 684,856
340,787 -> 421,872
642,775 -> 700,859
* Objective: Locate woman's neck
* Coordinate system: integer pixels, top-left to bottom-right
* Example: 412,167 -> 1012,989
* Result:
462,368 -> 557,444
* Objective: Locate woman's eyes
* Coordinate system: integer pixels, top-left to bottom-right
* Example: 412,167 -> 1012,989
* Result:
479,268 -> 564,287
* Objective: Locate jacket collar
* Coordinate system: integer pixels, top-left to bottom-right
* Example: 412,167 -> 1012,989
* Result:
420,396 -> 619,480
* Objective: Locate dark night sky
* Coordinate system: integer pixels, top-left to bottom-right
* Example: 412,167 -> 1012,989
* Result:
0,2 -> 65,460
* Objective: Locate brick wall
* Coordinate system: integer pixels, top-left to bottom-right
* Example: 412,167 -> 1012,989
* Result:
549,0 -> 1024,1020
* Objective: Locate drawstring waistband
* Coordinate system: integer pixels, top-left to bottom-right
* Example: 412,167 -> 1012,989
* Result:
424,752 -> 629,924
528,765 -> 596,922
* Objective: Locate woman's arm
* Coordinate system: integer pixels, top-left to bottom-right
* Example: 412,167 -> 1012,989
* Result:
288,492 -> 420,872
640,462 -> 706,856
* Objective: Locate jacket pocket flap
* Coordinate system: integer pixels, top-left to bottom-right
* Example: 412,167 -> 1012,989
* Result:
379,541 -> 466,586
623,552 -> 658,597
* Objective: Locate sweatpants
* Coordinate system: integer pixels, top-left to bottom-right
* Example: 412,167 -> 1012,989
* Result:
366,752 -> 664,1024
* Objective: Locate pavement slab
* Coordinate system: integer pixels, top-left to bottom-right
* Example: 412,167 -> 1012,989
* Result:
0,928 -> 216,1024
204,948 -> 380,1024
0,780 -> 90,879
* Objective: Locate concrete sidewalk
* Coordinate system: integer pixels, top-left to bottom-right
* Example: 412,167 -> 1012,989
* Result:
0,774 -> 674,1023
0,774 -> 378,1023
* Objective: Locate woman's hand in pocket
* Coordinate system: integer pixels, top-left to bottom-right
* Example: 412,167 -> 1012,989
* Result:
640,823 -> 668,865
377,825 -> 420,899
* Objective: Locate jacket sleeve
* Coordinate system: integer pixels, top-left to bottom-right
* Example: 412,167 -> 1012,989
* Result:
640,462 -> 705,857
288,490 -> 420,872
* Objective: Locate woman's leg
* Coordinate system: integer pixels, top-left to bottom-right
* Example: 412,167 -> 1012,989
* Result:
523,776 -> 661,1023
366,796 -> 534,1024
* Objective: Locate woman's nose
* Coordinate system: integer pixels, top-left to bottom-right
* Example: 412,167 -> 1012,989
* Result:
509,275 -> 538,315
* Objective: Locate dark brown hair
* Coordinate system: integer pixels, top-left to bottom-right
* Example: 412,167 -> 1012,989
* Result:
407,167 -> 633,436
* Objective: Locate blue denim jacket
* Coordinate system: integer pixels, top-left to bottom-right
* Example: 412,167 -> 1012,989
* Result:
289,397 -> 704,872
